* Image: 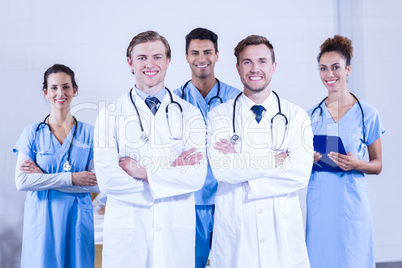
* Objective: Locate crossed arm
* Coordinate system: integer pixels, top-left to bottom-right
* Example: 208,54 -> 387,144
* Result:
15,152 -> 99,193
94,105 -> 207,204
213,138 -> 289,167
206,107 -> 314,198
119,147 -> 204,181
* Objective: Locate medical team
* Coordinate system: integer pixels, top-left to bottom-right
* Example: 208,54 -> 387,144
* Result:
13,29 -> 383,268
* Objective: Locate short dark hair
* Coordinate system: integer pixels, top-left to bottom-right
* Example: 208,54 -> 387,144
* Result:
234,35 -> 275,64
43,64 -> 78,91
317,35 -> 353,66
126,30 -> 171,60
185,28 -> 218,54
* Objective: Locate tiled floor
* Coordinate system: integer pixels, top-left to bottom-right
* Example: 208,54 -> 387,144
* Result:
94,252 -> 402,268
205,262 -> 402,267
205,261 -> 402,268
376,262 -> 402,268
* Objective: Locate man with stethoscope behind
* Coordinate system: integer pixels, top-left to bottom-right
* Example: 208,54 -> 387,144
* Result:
206,35 -> 313,267
173,27 -> 240,268
94,31 -> 207,268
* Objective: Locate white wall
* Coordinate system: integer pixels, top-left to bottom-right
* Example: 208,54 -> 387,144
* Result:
0,0 -> 400,266
350,0 -> 402,262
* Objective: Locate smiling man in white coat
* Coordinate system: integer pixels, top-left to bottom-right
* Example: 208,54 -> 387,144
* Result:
94,31 -> 207,268
207,35 -> 313,267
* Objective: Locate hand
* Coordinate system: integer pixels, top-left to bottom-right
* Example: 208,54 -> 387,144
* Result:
275,152 -> 289,167
313,151 -> 322,163
214,139 -> 236,154
172,148 -> 203,167
119,157 -> 147,180
98,205 -> 106,215
328,151 -> 361,171
71,171 -> 97,186
20,160 -> 43,174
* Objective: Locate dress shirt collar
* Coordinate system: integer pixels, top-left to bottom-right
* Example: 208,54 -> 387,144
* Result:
241,90 -> 276,112
134,85 -> 166,103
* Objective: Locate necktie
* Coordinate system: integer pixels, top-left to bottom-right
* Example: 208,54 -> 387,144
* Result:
251,105 -> 265,123
145,97 -> 160,115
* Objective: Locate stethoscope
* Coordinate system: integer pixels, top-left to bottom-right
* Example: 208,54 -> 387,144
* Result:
230,91 -> 289,151
129,87 -> 184,143
181,78 -> 223,110
34,114 -> 78,172
310,92 -> 366,144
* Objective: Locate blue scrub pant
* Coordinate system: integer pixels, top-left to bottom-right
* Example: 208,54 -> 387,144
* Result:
195,205 -> 214,268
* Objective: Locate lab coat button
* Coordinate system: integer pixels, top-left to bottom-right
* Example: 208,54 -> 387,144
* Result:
257,209 -> 262,214
260,238 -> 265,243
155,226 -> 161,232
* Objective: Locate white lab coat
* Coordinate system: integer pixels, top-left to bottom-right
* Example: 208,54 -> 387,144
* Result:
94,89 -> 207,268
207,92 -> 313,268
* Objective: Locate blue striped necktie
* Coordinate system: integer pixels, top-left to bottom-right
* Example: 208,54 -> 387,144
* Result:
145,97 -> 160,115
251,105 -> 265,123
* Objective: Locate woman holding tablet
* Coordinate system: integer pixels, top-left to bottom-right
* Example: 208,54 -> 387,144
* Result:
306,35 -> 384,268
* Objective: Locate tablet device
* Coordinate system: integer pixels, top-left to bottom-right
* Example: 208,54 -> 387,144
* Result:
312,135 -> 347,172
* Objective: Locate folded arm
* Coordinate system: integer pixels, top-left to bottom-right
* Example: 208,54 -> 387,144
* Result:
121,112 -> 208,200
15,152 -> 99,193
207,108 -> 314,198
94,108 -> 154,206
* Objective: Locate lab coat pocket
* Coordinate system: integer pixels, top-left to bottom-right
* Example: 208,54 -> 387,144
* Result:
282,193 -> 304,231
214,184 -> 243,235
104,203 -> 135,230
306,176 -> 321,217
344,177 -> 370,221
173,195 -> 195,230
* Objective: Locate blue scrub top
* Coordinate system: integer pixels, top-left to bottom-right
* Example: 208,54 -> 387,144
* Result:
14,121 -> 95,268
174,80 -> 241,205
306,99 -> 384,268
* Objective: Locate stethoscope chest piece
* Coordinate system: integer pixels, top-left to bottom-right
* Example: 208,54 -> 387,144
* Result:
63,161 -> 72,172
230,134 -> 240,145
140,131 -> 149,143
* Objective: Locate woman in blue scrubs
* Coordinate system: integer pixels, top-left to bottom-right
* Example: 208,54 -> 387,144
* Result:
13,64 -> 99,268
306,35 -> 384,268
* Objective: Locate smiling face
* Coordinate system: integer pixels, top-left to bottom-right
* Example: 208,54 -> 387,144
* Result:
236,44 -> 277,95
319,51 -> 351,93
43,72 -> 77,111
127,40 -> 170,94
186,39 -> 219,80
